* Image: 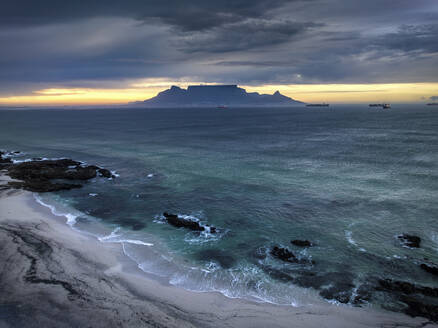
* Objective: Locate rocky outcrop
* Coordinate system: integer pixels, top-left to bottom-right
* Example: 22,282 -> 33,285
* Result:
377,279 -> 438,321
377,279 -> 438,297
420,263 -> 438,276
0,151 -> 13,164
400,296 -> 438,322
8,179 -> 83,192
1,152 -> 115,192
162,212 -> 216,233
397,234 -> 421,248
291,240 -> 312,247
98,168 -> 113,178
270,246 -> 298,263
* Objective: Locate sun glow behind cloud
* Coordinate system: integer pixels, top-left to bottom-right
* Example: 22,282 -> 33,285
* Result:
0,82 -> 437,106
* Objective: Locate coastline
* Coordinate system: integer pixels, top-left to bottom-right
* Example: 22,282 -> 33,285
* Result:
0,175 -> 435,327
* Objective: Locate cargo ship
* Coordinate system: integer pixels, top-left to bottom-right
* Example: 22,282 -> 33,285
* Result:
369,103 -> 391,109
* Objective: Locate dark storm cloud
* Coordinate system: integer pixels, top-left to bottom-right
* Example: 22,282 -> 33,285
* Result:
212,61 -> 290,67
374,24 -> 438,54
0,0 -> 438,97
178,20 -> 320,53
0,0 -> 295,31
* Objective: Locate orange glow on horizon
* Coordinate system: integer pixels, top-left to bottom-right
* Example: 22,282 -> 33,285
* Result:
243,83 -> 438,104
0,82 -> 437,106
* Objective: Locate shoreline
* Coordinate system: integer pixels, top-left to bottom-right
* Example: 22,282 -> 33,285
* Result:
0,176 -> 434,327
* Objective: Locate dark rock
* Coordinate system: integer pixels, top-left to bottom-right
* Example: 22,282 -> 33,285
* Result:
163,212 -> 205,231
316,279 -> 372,305
162,212 -> 216,233
270,246 -> 298,263
293,271 -> 355,291
377,279 -> 438,322
0,151 -> 12,164
397,234 -> 421,248
320,287 -> 352,304
97,168 -> 113,178
352,284 -> 373,305
7,159 -> 98,181
400,295 -> 438,322
377,279 -> 417,294
2,155 -> 114,192
196,249 -> 235,269
377,279 -> 438,298
0,158 -> 12,164
420,263 -> 438,276
8,180 -> 82,192
66,166 -> 98,180
291,240 -> 312,247
163,212 -> 204,231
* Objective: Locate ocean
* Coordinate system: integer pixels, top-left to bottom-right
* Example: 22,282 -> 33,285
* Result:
1,105 -> 437,310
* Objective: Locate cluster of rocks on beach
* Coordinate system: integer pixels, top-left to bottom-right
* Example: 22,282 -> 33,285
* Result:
0,150 -> 114,192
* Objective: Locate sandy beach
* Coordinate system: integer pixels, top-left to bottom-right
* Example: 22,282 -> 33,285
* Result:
0,174 -> 435,328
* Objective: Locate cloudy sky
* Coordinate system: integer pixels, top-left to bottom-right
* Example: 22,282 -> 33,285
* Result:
1,0 -> 438,105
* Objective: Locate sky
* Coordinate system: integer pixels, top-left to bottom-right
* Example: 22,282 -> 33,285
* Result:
1,0 -> 438,105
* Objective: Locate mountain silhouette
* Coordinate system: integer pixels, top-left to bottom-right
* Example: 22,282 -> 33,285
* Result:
133,85 -> 303,107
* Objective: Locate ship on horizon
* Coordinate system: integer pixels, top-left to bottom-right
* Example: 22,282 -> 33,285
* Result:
369,103 -> 391,109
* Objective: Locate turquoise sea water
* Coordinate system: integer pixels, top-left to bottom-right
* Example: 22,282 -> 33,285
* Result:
1,105 -> 437,308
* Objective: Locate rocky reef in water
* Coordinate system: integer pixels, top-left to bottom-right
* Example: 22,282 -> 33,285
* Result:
0,150 -> 114,192
162,212 -> 217,233
132,84 -> 304,107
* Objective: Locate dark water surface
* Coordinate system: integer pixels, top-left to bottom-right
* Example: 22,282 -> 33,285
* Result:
1,105 -> 437,308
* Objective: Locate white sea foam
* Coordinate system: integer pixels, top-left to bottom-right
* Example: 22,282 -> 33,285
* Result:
345,230 -> 357,246
153,214 -> 166,224
89,193 -> 98,197
34,194 -> 79,226
184,226 -> 224,245
12,158 -> 33,163
392,254 -> 407,259
12,156 -> 68,164
147,173 -> 154,178
98,227 -> 153,246
98,227 -> 121,241
430,231 -> 438,253
165,261 -> 307,306
35,195 -> 153,249
33,192 -> 308,308
344,230 -> 366,252
35,194 -> 313,307
122,239 -> 153,246
1,151 -> 24,158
